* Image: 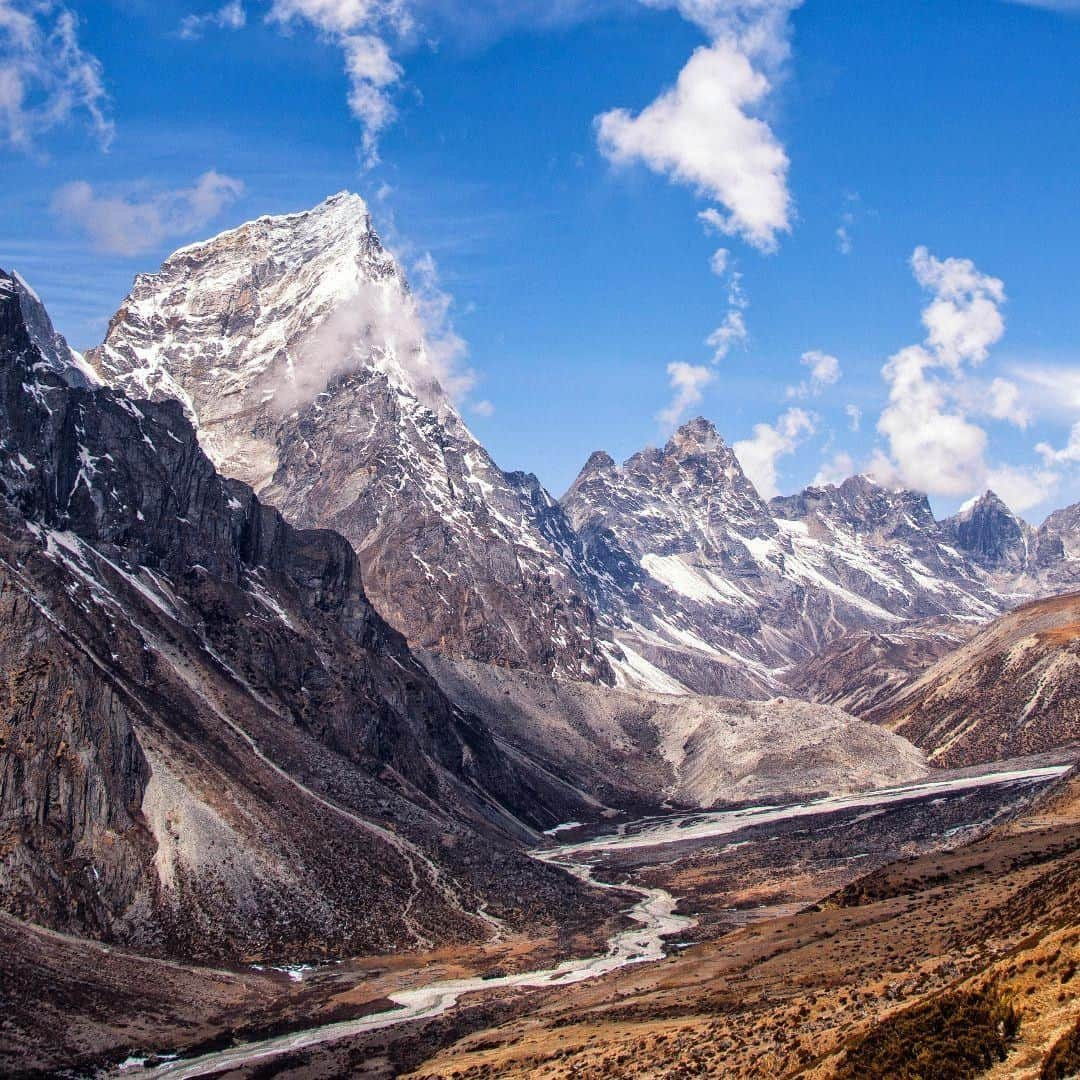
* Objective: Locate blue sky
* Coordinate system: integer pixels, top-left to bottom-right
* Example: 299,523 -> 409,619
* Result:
2,0 -> 1079,519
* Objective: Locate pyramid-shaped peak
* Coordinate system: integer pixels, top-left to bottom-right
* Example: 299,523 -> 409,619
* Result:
582,450 -> 615,473
667,416 -> 727,455
954,489 -> 1023,525
164,190 -> 377,266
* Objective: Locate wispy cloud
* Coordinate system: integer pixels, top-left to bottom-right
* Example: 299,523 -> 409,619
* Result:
51,172 -> 245,256
835,191 -> 860,255
733,406 -> 816,498
869,247 -> 1056,512
1037,422 -> 1080,466
813,449 -> 854,487
0,0 -> 112,151
787,349 -> 841,398
267,0 -> 412,167
179,1 -> 246,40
658,360 -> 713,428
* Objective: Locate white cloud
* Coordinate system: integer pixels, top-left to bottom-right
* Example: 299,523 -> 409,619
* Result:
873,344 -> 990,498
986,377 -> 1031,428
1036,421 -> 1080,466
409,250 -> 476,401
870,248 -> 1044,502
813,450 -> 854,487
1009,363 -> 1080,418
277,244 -> 476,415
836,225 -> 852,256
911,245 -> 1006,369
268,0 -> 412,165
658,361 -> 713,428
733,406 -> 815,498
179,1 -> 246,39
639,0 -> 800,68
597,35 -> 792,253
471,398 -> 494,417
985,465 -> 1060,514
706,308 -> 747,363
709,246 -> 730,276
788,348 -> 840,398
51,172 -> 245,256
845,403 -> 861,431
0,0 -> 112,151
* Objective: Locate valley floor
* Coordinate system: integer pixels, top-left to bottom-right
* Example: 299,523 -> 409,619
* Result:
5,753 -> 1076,1080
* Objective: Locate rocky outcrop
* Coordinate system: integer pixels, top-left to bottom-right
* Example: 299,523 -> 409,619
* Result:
0,268 -> 607,963
88,193 -> 611,684
782,619 -> 979,718
870,592 -> 1080,767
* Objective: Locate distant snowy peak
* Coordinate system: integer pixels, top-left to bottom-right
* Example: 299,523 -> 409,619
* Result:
565,417 -> 777,559
560,419 -> 1005,698
770,474 -> 938,538
1,269 -> 99,390
1041,502 -> 1080,561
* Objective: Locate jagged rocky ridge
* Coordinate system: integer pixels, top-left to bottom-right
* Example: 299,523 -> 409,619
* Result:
86,192 -> 1079,698
0,268 -> 608,963
563,428 -> 1009,695
89,193 -> 611,684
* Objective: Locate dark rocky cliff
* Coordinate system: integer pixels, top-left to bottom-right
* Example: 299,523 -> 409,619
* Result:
0,269 -> 607,963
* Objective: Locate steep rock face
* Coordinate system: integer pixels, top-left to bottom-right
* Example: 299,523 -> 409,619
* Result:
1041,503 -> 1080,561
562,428 -> 1000,696
769,476 -> 999,621
0,269 -> 605,961
1030,503 -> 1080,595
940,492 -> 1080,600
870,592 -> 1080,767
88,193 -> 611,683
943,491 -> 1031,571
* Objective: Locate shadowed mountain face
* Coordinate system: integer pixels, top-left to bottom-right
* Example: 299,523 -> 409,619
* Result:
870,591 -> 1080,767
87,193 -> 612,685
0,268 -> 606,963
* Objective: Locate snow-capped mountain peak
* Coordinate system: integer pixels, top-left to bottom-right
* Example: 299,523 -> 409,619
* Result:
87,193 -> 612,682
88,191 -> 459,489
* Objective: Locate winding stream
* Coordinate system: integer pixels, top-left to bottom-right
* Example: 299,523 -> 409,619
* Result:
118,763 -> 1070,1080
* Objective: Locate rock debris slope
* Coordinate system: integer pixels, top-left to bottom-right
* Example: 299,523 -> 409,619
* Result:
89,192 -> 610,683
424,653 -> 928,812
0,268 -> 606,963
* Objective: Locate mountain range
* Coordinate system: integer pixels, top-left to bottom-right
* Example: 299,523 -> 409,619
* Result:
85,192 -> 1080,703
